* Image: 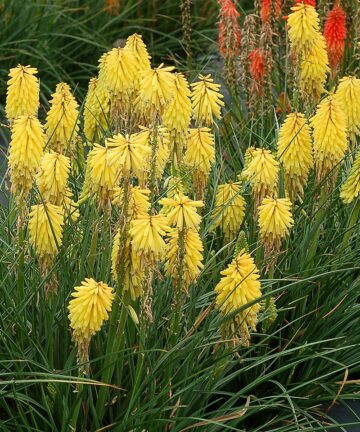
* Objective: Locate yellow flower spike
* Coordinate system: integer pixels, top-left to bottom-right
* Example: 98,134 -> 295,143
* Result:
37,152 -> 70,205
165,227 -> 204,288
211,182 -> 246,240
163,73 -> 192,157
287,3 -> 320,54
129,213 -> 171,264
159,195 -> 204,230
84,77 -> 109,142
335,76 -> 360,145
311,95 -> 348,183
45,82 -> 79,154
68,278 -> 115,340
104,46 -> 138,98
29,202 -> 64,258
191,74 -> 224,126
112,185 -> 151,219
258,196 -> 294,259
185,128 -> 215,174
243,148 -> 279,208
340,150 -> 360,204
6,64 -> 39,121
8,115 -> 46,198
106,130 -> 152,178
88,144 -> 122,204
240,146 -> 257,181
138,64 -> 175,117
277,112 -> 313,200
125,33 -> 151,71
300,33 -> 329,101
111,232 -> 144,300
215,249 -> 261,347
185,127 -> 215,197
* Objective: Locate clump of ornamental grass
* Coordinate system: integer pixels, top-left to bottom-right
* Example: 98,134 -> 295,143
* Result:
5,25 -> 360,432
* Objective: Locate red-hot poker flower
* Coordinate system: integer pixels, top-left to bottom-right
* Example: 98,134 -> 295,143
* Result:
218,0 -> 241,56
275,0 -> 282,18
294,0 -> 316,6
249,49 -> 266,94
260,0 -> 272,23
324,3 -> 346,71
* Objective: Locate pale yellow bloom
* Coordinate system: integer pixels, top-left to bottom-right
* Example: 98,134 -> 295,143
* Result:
138,64 -> 175,117
211,182 -> 245,240
8,115 -> 45,197
311,95 -> 348,182
335,76 -> 360,144
37,152 -> 70,204
300,33 -> 329,100
258,197 -> 294,246
277,112 -> 313,199
68,278 -> 114,339
130,214 -> 170,263
45,83 -> 79,153
88,144 -> 122,203
29,203 -> 64,258
125,33 -> 151,71
191,74 -> 224,126
106,130 -> 152,178
215,249 -> 261,346
340,150 -> 360,204
159,195 -> 203,229
6,65 -> 39,120
287,3 -> 320,54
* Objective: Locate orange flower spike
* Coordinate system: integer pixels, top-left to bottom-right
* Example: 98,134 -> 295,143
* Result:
294,0 -> 316,6
218,0 -> 241,56
324,3 -> 347,71
260,0 -> 272,23
249,49 -> 266,95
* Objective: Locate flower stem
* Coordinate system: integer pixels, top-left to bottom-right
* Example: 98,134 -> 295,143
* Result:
340,199 -> 360,252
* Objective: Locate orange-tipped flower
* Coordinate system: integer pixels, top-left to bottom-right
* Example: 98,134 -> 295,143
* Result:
294,0 -> 316,6
249,49 -> 266,95
260,0 -> 272,23
218,0 -> 241,56
324,4 -> 347,72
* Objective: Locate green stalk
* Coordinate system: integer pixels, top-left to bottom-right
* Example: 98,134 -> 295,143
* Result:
69,383 -> 84,431
17,221 -> 25,306
100,207 -> 110,280
95,180 -> 131,422
305,190 -> 327,272
340,199 -> 360,252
